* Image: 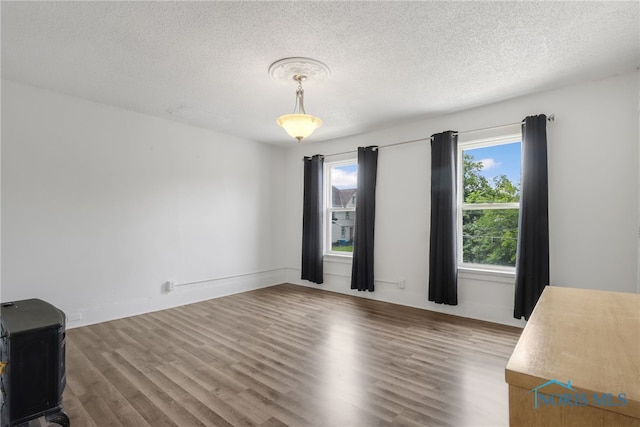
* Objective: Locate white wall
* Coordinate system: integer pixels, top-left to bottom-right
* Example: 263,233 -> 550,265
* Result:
283,71 -> 640,327
2,72 -> 637,330
1,80 -> 286,327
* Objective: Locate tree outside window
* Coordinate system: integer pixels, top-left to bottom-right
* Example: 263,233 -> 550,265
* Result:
459,138 -> 521,269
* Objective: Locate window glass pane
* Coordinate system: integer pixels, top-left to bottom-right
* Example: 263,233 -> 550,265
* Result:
463,142 -> 521,204
462,209 -> 519,266
330,211 -> 354,252
330,164 -> 358,207
329,163 -> 357,253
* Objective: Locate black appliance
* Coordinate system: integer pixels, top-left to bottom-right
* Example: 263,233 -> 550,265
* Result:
0,299 -> 69,427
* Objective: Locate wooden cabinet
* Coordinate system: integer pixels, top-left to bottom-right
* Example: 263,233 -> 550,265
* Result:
505,286 -> 640,426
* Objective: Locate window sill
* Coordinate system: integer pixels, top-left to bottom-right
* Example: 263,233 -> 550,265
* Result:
458,266 -> 515,283
323,254 -> 353,264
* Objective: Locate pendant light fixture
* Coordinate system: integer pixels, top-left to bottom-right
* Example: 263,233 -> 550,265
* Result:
276,75 -> 322,142
269,57 -> 330,142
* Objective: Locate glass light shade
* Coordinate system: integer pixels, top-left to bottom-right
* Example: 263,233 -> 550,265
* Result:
277,114 -> 322,142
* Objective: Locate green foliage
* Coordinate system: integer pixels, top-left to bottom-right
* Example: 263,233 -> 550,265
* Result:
331,245 -> 353,252
462,154 -> 519,267
463,154 -> 519,204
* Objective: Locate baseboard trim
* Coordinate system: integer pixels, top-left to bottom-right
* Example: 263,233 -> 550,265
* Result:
65,268 -> 287,329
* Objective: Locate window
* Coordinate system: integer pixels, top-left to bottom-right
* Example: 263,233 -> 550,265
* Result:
458,134 -> 521,270
325,160 -> 357,255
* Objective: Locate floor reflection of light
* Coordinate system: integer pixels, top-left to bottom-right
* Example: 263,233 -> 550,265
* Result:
320,314 -> 365,424
454,352 -> 510,426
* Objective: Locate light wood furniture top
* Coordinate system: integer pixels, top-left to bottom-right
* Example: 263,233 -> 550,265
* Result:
506,286 -> 640,424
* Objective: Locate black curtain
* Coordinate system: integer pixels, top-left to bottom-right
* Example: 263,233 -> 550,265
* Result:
429,131 -> 458,305
351,146 -> 378,292
514,115 -> 549,320
301,155 -> 324,284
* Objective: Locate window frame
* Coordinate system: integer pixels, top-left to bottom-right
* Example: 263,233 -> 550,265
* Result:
457,132 -> 522,273
324,158 -> 357,257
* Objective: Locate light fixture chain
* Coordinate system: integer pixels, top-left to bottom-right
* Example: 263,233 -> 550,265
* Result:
297,85 -> 307,115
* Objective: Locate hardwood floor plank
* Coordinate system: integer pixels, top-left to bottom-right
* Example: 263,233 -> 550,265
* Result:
153,365 -> 248,427
58,283 -> 521,426
67,341 -> 147,427
59,386 -> 100,427
235,388 -> 319,427
109,349 -> 208,427
259,417 -> 289,427
142,368 -> 217,426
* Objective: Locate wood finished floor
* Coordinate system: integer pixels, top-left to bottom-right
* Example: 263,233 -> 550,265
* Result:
30,284 -> 522,427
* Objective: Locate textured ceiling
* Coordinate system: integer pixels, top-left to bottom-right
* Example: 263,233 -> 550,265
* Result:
2,1 -> 638,146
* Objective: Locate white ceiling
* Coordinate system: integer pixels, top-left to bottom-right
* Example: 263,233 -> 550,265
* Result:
2,1 -> 638,146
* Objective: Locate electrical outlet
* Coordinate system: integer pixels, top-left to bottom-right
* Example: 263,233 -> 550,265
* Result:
166,281 -> 175,292
398,279 -> 405,289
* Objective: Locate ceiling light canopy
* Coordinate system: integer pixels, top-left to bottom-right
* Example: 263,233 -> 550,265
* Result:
269,57 -> 330,142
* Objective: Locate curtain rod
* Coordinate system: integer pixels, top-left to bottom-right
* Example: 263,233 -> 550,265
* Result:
306,114 -> 555,159
316,136 -> 430,159
451,114 -> 555,138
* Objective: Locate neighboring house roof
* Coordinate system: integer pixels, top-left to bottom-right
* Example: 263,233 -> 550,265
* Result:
332,187 -> 356,208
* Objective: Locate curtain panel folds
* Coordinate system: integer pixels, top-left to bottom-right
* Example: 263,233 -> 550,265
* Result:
514,115 -> 550,320
301,155 -> 324,284
351,146 -> 378,292
428,131 -> 458,305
